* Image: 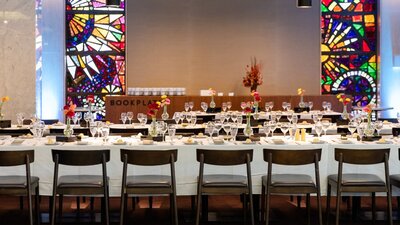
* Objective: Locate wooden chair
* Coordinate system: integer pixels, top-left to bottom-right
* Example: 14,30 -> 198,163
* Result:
0,150 -> 40,225
50,149 -> 110,225
195,149 -> 254,225
326,148 -> 392,225
389,148 -> 400,218
119,149 -> 178,225
261,148 -> 322,225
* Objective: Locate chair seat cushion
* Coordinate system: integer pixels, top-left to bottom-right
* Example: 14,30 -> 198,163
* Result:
328,174 -> 385,186
126,175 -> 171,188
58,175 -> 106,188
262,174 -> 315,187
390,174 -> 400,185
202,174 -> 247,187
0,176 -> 39,188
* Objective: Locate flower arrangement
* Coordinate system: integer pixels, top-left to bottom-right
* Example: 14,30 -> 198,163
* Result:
160,95 -> 171,106
63,103 -> 76,119
209,88 -> 216,96
0,96 -> 10,119
363,103 -> 375,136
251,91 -> 261,113
336,93 -> 351,105
147,102 -> 161,119
243,102 -> 253,115
243,57 -> 262,92
297,88 -> 306,108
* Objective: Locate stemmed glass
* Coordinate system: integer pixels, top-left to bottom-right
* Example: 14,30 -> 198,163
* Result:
16,113 -> 25,127
230,123 -> 238,141
268,102 -> 274,111
206,122 -> 215,138
282,102 -> 288,111
269,121 -> 277,137
184,102 -> 190,112
223,122 -> 232,136
76,113 -> 82,126
157,121 -> 168,141
315,122 -> 323,138
201,102 -> 208,112
214,123 -> 222,137
326,102 -> 332,112
127,112 -> 134,124
263,122 -> 271,138
276,111 -> 282,122
280,122 -> 290,139
322,101 -> 328,112
84,112 -> 92,127
231,113 -> 238,123
185,113 -> 192,124
30,114 -> 38,124
286,112 -> 293,123
225,112 -> 232,122
375,121 -> 383,136
227,102 -> 232,111
308,102 -> 313,111
237,114 -> 243,124
292,114 -> 298,124
222,102 -> 227,112
321,120 -> 331,136
137,113 -> 147,126
188,102 -> 194,111
265,102 -> 271,112
286,103 -> 291,111
219,113 -> 226,123
240,102 -> 247,111
270,112 -> 276,122
72,113 -> 79,125
168,125 -> 176,142
173,112 -> 181,124
89,122 -> 98,138
348,121 -> 357,137
120,112 -> 127,125
190,112 -> 197,127
102,125 -> 110,143
317,112 -> 323,122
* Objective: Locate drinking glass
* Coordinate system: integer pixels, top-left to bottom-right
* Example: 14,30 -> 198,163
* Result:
120,112 -> 127,125
230,124 -> 238,141
185,113 -> 192,123
72,113 -> 79,125
286,102 -> 291,111
265,102 -> 271,112
276,111 -> 282,122
127,112 -> 134,124
375,121 -> 383,135
214,123 -> 222,136
201,102 -> 208,112
157,121 -> 168,141
263,121 -> 271,138
348,121 -> 357,136
84,112 -> 92,127
357,123 -> 365,139
219,113 -> 226,123
308,101 -> 313,110
269,121 -> 277,137
173,112 -> 181,124
231,113 -> 238,123
89,122 -> 98,138
326,102 -> 332,112
222,102 -> 227,112
223,122 -> 232,136
188,102 -> 194,111
16,113 -> 25,127
30,114 -> 38,124
286,112 -> 293,123
190,113 -> 197,126
206,121 -> 215,138
289,123 -> 297,139
317,113 -> 323,121
315,122 -> 323,138
184,102 -> 190,112
322,101 -> 327,111
292,114 -> 298,124
237,114 -> 243,124
280,122 -> 290,139
102,126 -> 110,142
270,112 -> 277,122
269,102 -> 274,111
240,102 -> 247,111
225,112 -> 232,122
321,120 -> 331,136
282,102 -> 287,111
227,102 -> 232,111
168,125 -> 176,142
76,113 -> 82,126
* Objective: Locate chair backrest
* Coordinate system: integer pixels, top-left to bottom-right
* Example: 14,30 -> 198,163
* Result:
334,148 -> 389,165
263,148 -> 322,165
51,149 -> 110,166
196,149 -> 253,166
0,150 -> 35,166
120,149 -> 177,166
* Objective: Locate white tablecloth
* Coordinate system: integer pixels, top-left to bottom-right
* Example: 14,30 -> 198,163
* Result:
0,136 -> 399,197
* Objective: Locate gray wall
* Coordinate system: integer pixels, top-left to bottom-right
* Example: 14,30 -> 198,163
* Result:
126,0 -> 321,96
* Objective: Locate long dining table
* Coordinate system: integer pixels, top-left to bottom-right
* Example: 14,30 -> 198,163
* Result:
0,134 -> 400,197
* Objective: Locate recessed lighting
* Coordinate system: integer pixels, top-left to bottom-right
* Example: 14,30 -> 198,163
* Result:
3,20 -> 8,24
297,0 -> 312,8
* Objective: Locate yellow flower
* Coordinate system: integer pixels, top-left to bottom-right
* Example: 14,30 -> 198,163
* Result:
339,98 -> 343,102
1,96 -> 10,102
161,95 -> 167,99
345,98 -> 351,102
336,94 -> 341,99
156,101 -> 161,106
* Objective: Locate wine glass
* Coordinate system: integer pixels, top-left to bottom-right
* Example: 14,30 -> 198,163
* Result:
308,101 -> 313,110
276,111 -> 282,122
237,114 -> 243,124
348,121 -> 357,137
157,121 -> 168,141
223,122 -> 232,136
173,112 -> 181,124
322,101 -> 327,112
72,113 -> 79,125
127,112 -> 134,124
286,102 -> 291,111
30,114 -> 38,124
102,125 -> 110,143
16,113 -> 25,127
219,113 -> 226,123
201,102 -> 208,112
231,113 -> 238,123
225,112 -> 232,122
227,102 -> 232,111
84,112 -> 92,127
184,102 -> 190,112
230,123 -> 238,141
280,122 -> 290,139
282,102 -> 288,111
286,112 -> 293,123
263,121 -> 271,138
317,112 -> 323,122
120,112 -> 127,125
269,102 -> 274,111
214,123 -> 222,136
265,102 -> 271,112
321,120 -> 331,136
315,122 -> 323,138
240,102 -> 247,111
76,113 -> 82,126
269,121 -> 277,137
168,124 -> 176,142
222,102 -> 227,112
185,113 -> 192,123
292,114 -> 298,124
326,102 -> 332,112
89,122 -> 98,138
206,121 -> 215,138
375,120 -> 383,136
190,112 -> 197,127
188,102 -> 194,111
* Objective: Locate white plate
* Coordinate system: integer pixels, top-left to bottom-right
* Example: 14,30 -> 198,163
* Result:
112,141 -> 127,145
242,141 -> 256,145
183,141 -> 198,145
339,140 -> 353,144
271,139 -> 285,145
11,139 -> 24,145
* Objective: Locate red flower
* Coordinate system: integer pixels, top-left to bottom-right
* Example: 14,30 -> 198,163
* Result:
63,103 -> 76,118
147,102 -> 160,117
243,57 -> 263,89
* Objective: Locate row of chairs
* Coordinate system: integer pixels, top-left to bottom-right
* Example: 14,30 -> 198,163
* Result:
0,148 -> 398,225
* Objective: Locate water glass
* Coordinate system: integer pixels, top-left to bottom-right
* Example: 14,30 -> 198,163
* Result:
16,113 -> 25,127
201,102 -> 208,112
263,122 -> 271,138
321,120 -> 331,136
184,102 -> 190,112
89,122 -> 98,137
223,122 -> 232,136
375,121 -> 383,135
127,112 -> 134,124
173,112 -> 181,124
308,101 -> 313,110
348,122 -> 357,136
280,122 -> 290,138
188,102 -> 194,111
315,122 -> 323,137
168,125 -> 176,142
230,124 -> 238,141
227,102 -> 232,111
206,121 -> 215,138
237,114 -> 243,124
292,114 -> 298,124
222,102 -> 227,112
269,121 -> 277,137
120,112 -> 127,124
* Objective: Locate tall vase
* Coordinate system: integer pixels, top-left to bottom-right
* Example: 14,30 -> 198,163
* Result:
298,95 -> 306,108
341,104 -> 349,120
161,105 -> 169,120
364,115 -> 375,137
253,103 -> 260,120
63,118 -> 74,137
209,95 -> 216,108
244,115 -> 252,136
149,117 -> 158,137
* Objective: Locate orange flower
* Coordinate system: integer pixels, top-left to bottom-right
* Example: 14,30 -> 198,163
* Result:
1,96 -> 9,103
63,103 -> 76,118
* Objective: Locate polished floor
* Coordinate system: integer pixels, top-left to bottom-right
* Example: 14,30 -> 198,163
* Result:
0,195 -> 396,224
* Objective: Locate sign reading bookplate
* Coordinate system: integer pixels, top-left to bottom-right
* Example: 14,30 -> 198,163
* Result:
110,99 -> 158,107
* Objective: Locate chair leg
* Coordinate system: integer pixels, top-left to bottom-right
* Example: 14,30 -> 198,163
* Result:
249,193 -> 254,225
326,183 -> 331,225
297,196 -> 302,208
35,186 -> 40,225
20,196 -> 24,210
51,195 -> 57,225
306,194 -> 311,225
172,192 -> 179,225
260,185 -> 265,223
372,192 -> 376,224
243,194 -> 247,224
149,196 -> 153,209
335,188 -> 341,225
387,190 -> 393,225
265,186 -> 270,225
317,189 -> 323,225
120,191 -> 126,225
28,191 -> 34,225
59,194 -> 63,220
105,194 -> 110,225
195,193 -> 202,225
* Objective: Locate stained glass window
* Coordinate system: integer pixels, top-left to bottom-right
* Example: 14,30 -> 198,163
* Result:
66,0 -> 125,119
321,0 -> 377,106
